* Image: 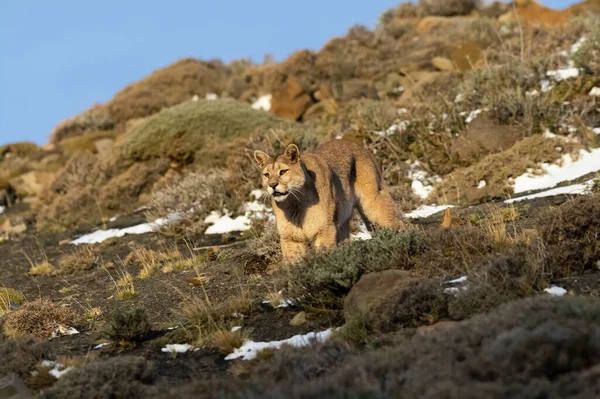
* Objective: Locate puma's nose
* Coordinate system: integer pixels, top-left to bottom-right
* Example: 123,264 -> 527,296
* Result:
269,182 -> 278,189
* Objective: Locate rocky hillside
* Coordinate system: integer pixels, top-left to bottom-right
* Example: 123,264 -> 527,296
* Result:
1,1 -> 600,397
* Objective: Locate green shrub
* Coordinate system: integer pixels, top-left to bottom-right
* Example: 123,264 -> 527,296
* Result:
287,229 -> 424,310
120,99 -> 310,167
419,0 -> 479,16
41,356 -> 155,399
572,24 -> 600,71
103,307 -> 151,344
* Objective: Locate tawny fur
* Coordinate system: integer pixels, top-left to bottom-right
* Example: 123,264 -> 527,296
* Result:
254,139 -> 402,262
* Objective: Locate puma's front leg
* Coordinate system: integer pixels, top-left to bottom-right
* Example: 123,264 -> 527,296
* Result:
314,225 -> 338,252
280,236 -> 308,263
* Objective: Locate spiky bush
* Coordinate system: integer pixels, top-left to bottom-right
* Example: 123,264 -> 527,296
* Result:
102,307 -> 151,344
287,229 -> 423,310
3,299 -> 76,338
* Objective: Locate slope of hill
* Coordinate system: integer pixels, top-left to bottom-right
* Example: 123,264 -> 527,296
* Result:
1,1 -> 600,397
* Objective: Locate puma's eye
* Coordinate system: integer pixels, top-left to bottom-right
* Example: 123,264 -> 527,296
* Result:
279,169 -> 288,176
263,173 -> 270,178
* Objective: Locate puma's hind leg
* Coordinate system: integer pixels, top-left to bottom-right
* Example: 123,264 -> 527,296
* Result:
354,160 -> 403,230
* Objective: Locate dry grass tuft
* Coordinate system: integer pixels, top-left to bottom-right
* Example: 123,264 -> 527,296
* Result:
27,261 -> 55,276
105,268 -> 136,300
3,298 -> 76,338
212,328 -> 249,354
0,287 -> 26,316
58,245 -> 99,275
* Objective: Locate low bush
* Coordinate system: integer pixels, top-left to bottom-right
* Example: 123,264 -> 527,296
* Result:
3,298 -> 77,339
120,99 -> 310,167
102,307 -> 151,344
286,229 -> 424,310
169,296 -> 600,399
419,0 -> 480,17
58,245 -> 100,275
41,356 -> 155,399
146,168 -> 241,237
0,337 -> 51,379
50,104 -> 114,144
538,195 -> 600,278
433,134 -> 579,205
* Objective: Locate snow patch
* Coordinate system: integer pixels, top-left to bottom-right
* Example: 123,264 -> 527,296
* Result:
546,67 -> 579,81
460,109 -> 486,124
250,189 -> 264,200
205,93 -> 218,100
225,328 -> 334,361
447,276 -> 467,284
70,212 -> 182,245
593,128 -> 600,135
204,213 -> 252,235
231,326 -> 242,332
404,204 -> 454,219
374,120 -> 410,137
570,37 -> 586,54
161,344 -> 193,354
408,161 -> 441,199
51,325 -> 80,338
351,219 -> 372,241
94,343 -> 110,350
541,79 -> 555,93
590,87 -> 600,97
513,148 -> 600,194
477,180 -> 487,189
40,360 -> 73,379
204,200 -> 272,235
544,285 -> 567,297
0,206 -> 4,214
505,180 -> 595,204
252,94 -> 272,111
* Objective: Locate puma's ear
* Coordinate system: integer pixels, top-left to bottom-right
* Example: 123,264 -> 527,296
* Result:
284,144 -> 300,163
253,150 -> 271,168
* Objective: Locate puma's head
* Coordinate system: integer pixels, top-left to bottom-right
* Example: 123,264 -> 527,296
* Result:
253,144 -> 305,202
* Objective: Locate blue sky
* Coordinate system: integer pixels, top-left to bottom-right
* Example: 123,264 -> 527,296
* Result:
0,0 -> 581,146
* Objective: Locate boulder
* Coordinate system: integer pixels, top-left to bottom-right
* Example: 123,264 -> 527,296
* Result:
9,171 -> 55,197
94,138 -> 114,155
451,114 -> 523,163
431,56 -> 455,71
344,269 -> 412,320
269,77 -> 314,121
499,2 -> 571,27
